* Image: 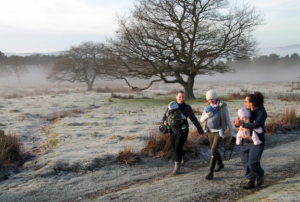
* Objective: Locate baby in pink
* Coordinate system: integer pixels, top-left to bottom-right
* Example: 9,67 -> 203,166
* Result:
236,108 -> 262,145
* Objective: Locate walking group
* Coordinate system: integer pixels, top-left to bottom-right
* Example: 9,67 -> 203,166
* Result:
162,90 -> 267,189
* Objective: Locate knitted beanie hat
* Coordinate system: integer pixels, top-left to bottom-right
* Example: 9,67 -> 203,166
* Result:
206,90 -> 218,100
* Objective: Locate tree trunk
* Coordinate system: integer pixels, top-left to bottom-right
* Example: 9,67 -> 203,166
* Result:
86,82 -> 93,91
182,74 -> 196,99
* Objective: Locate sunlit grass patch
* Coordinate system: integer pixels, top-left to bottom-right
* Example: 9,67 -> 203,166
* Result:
9,109 -> 20,113
124,135 -> 135,141
109,135 -> 117,139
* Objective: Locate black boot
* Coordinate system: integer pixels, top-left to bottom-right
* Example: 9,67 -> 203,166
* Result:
215,151 -> 224,172
205,156 -> 217,180
256,174 -> 264,186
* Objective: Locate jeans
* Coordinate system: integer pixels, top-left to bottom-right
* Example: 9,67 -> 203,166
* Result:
240,140 -> 265,182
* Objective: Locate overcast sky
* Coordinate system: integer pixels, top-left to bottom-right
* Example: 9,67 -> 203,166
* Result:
0,0 -> 299,53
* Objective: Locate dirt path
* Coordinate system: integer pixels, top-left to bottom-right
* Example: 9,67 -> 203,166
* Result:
1,134 -> 300,202
79,134 -> 300,202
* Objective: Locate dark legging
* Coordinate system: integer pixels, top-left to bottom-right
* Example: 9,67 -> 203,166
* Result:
170,129 -> 189,162
207,132 -> 223,158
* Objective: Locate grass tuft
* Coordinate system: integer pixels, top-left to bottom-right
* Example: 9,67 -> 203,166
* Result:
0,131 -> 21,167
111,93 -> 134,99
142,129 -> 173,157
117,145 -> 140,165
265,107 -> 299,134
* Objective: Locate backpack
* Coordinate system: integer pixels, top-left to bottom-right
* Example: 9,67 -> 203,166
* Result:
167,108 -> 184,127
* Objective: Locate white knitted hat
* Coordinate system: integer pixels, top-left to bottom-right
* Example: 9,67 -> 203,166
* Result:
206,90 -> 218,100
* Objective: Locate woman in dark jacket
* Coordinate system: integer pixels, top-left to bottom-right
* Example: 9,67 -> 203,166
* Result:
234,92 -> 267,189
162,90 -> 204,175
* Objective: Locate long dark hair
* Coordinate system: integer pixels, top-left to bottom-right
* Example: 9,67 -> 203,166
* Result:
247,92 -> 264,107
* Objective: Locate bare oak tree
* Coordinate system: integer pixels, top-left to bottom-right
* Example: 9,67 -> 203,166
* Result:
106,0 -> 264,98
47,41 -> 107,91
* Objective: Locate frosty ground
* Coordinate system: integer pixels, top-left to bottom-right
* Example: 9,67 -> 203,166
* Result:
0,81 -> 299,201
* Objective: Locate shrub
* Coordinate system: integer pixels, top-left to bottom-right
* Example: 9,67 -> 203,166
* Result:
226,88 -> 249,101
278,94 -> 300,102
44,109 -> 84,122
142,129 -> 209,158
281,107 -> 297,125
117,145 -> 140,165
265,108 -> 299,134
4,93 -> 23,99
95,87 -> 110,93
0,131 -> 21,167
111,93 -> 134,99
142,129 -> 173,157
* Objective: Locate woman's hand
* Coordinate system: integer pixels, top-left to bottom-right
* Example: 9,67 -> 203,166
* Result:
234,119 -> 243,126
164,121 -> 167,126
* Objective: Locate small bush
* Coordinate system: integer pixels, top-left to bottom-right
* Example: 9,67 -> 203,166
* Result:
117,145 -> 140,165
111,93 -> 134,99
95,87 -> 110,93
281,107 -> 297,125
44,109 -> 84,122
142,129 -> 173,157
142,128 -> 210,158
265,108 -> 299,134
0,131 -> 21,167
4,93 -> 23,99
226,88 -> 249,101
278,94 -> 300,102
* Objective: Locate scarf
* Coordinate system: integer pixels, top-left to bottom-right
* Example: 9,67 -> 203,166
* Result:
210,100 -> 220,109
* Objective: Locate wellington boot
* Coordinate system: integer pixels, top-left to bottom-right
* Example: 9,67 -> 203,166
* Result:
181,155 -> 190,166
215,163 -> 224,172
172,162 -> 181,175
215,151 -> 224,172
205,156 -> 216,180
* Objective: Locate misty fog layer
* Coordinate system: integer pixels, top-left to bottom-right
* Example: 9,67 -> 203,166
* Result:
0,65 -> 299,87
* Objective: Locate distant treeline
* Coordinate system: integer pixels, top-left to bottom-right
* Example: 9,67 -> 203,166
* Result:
1,51 -> 299,69
0,51 -> 61,81
229,53 -> 300,68
0,51 -> 61,69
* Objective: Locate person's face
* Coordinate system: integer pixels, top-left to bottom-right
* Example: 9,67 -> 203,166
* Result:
176,93 -> 185,104
208,99 -> 217,105
245,97 -> 253,109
